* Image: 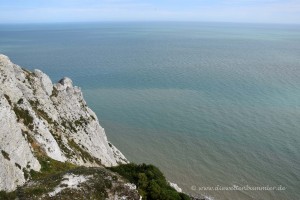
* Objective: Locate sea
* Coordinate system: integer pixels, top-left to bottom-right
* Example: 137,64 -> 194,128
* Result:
0,22 -> 299,200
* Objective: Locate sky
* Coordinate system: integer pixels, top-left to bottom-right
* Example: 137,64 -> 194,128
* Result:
0,0 -> 299,24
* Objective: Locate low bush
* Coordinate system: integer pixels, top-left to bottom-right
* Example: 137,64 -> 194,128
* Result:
110,163 -> 190,200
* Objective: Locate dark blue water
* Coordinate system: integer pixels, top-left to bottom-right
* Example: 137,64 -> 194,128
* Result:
1,22 -> 300,200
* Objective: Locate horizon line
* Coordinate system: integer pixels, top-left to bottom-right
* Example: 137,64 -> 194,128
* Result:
0,20 -> 300,26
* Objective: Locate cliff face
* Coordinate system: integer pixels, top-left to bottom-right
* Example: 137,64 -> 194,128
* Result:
0,54 -> 127,191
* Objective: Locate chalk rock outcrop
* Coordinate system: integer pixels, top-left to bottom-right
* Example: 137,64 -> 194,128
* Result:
0,54 -> 127,191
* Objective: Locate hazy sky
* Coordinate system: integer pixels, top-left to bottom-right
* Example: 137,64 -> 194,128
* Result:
0,0 -> 299,24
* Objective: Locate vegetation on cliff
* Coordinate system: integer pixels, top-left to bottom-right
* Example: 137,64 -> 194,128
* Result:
110,163 -> 190,200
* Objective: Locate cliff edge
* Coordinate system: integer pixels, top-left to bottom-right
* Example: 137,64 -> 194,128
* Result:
0,54 -> 127,192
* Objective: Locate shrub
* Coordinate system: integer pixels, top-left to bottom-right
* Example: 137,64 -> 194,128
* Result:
110,163 -> 190,200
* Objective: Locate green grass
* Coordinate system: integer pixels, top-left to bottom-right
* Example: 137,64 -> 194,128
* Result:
30,156 -> 76,180
13,106 -> 34,129
110,163 -> 190,200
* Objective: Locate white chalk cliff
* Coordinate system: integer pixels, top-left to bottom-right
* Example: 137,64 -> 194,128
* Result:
0,54 -> 128,191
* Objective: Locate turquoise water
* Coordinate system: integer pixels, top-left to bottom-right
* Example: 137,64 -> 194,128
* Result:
0,22 -> 300,200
